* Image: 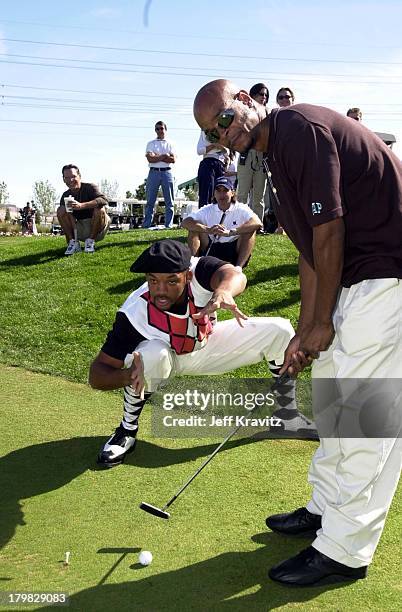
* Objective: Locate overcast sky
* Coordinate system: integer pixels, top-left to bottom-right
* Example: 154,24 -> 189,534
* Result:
1,0 -> 402,204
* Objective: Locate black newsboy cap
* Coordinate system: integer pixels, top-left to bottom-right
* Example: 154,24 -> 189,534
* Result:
130,239 -> 192,273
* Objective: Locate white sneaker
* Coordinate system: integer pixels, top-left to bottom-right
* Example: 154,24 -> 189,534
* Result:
97,426 -> 137,468
64,239 -> 81,256
271,409 -> 319,440
84,238 -> 95,253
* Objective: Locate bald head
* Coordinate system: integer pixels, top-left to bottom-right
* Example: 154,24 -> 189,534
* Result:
193,79 -> 239,126
193,79 -> 269,153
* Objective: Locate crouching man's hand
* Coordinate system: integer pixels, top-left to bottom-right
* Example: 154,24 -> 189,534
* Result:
127,351 -> 145,398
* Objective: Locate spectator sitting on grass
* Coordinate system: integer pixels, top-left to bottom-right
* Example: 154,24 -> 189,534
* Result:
182,176 -> 262,269
57,164 -> 110,256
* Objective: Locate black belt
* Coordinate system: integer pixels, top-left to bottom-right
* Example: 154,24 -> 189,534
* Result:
150,167 -> 171,171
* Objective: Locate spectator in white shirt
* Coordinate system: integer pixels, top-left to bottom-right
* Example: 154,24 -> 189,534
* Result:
182,176 -> 261,269
142,121 -> 176,228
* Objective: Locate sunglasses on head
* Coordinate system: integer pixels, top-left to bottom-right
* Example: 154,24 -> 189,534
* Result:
204,108 -> 235,143
278,94 -> 292,100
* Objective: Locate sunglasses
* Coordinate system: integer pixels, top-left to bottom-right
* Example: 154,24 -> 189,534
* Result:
155,127 -> 165,131
278,95 -> 292,100
205,108 -> 235,143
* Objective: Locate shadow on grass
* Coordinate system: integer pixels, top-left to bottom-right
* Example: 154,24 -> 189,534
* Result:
0,434 -> 259,552
0,233 -> 186,270
96,234 -> 186,252
0,237 -> 147,269
67,532 -> 346,611
254,290 -> 301,313
247,264 -> 299,287
106,277 -> 145,296
0,246 -> 66,268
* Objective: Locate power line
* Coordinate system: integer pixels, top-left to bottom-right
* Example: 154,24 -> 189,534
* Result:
3,100 -> 402,117
1,53 -> 400,81
2,58 -> 402,86
2,83 -> 402,108
1,18 -> 402,50
0,118 -> 199,130
2,101 -> 193,115
1,94 -> 191,111
0,82 -> 192,100
4,37 -> 402,65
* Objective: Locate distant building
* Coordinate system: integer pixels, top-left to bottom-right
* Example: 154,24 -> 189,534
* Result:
0,204 -> 19,221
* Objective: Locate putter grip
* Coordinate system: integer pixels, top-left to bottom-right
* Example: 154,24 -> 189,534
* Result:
271,371 -> 292,392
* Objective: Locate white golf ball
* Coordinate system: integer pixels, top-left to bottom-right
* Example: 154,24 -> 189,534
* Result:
139,550 -> 153,566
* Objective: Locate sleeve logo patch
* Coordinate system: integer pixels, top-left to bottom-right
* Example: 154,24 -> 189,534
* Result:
312,202 -> 322,215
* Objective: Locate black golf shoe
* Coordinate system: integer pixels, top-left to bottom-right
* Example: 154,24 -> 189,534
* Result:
269,546 -> 368,586
266,507 -> 322,537
97,426 -> 137,468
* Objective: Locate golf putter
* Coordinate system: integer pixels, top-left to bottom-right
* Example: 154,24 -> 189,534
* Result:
140,371 -> 292,519
205,211 -> 226,256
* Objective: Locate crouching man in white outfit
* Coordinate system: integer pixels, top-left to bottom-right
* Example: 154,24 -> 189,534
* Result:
89,239 -> 316,468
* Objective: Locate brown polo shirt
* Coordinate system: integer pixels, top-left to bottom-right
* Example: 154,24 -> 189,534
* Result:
61,182 -> 108,221
266,104 -> 402,287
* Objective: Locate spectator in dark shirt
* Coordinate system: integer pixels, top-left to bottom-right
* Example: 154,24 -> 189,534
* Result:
57,164 -> 110,255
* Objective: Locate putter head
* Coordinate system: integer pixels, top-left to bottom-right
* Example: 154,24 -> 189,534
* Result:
140,502 -> 170,520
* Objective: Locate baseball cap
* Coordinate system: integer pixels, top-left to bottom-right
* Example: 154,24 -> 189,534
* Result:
130,239 -> 191,273
214,176 -> 233,190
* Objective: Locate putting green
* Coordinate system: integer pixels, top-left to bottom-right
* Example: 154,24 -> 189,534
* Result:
0,364 -> 401,610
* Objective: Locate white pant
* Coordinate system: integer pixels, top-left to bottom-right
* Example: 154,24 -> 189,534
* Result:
307,278 -> 402,567
126,317 -> 294,391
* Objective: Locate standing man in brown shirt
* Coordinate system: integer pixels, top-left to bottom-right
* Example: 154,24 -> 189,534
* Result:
57,164 -> 110,255
194,79 -> 402,587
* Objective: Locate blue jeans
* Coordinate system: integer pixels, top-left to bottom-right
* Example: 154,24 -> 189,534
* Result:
143,168 -> 175,228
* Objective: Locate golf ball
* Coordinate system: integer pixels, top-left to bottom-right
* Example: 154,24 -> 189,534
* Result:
139,550 -> 153,566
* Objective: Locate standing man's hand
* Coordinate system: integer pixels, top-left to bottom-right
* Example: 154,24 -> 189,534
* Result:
280,322 -> 334,378
280,335 -> 313,377
299,321 -> 335,358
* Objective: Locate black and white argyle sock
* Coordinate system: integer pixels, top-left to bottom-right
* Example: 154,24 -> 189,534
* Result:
121,386 -> 152,434
268,360 -> 298,419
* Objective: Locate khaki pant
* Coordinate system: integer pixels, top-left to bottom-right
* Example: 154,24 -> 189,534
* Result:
236,149 -> 267,221
76,214 -> 111,242
307,278 -> 402,567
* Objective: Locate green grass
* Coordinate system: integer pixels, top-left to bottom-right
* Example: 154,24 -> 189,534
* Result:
0,232 -> 400,611
0,231 -> 301,382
